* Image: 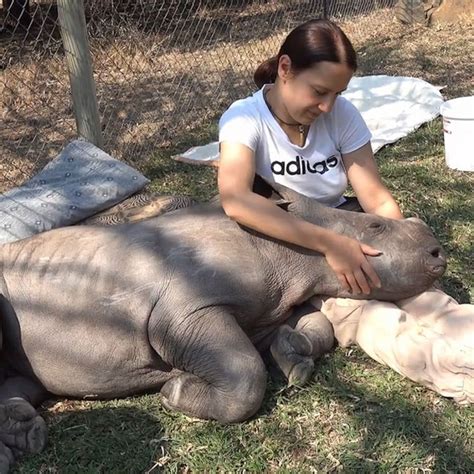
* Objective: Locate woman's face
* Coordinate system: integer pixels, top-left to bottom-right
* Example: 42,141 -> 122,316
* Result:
278,58 -> 354,125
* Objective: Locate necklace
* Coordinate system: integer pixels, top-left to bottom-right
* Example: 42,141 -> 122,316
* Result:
264,90 -> 307,147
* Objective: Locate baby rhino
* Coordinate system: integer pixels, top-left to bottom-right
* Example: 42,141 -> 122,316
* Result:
0,181 -> 445,471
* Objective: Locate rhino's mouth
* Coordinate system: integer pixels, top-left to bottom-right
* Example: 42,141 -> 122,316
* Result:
427,263 -> 446,278
425,245 -> 447,278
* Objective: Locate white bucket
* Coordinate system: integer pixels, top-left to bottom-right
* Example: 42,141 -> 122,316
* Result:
440,96 -> 474,172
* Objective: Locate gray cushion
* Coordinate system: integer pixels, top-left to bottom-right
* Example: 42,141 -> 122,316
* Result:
0,139 -> 149,244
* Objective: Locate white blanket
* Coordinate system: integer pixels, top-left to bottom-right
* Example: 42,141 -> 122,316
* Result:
173,75 -> 444,165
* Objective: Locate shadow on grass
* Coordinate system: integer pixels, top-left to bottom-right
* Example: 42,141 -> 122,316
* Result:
357,27 -> 473,100
247,351 -> 474,472
256,352 -> 474,471
307,353 -> 473,472
14,352 -> 473,472
440,274 -> 472,304
16,404 -> 165,473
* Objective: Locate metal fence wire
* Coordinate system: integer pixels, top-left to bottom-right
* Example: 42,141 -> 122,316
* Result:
1,0 -> 405,192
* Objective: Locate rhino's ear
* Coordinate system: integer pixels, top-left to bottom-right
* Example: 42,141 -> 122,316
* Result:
252,174 -> 280,200
251,175 -> 289,209
274,199 -> 291,212
252,174 -> 299,205
252,175 -> 294,212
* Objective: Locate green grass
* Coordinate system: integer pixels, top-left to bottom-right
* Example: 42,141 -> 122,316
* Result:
18,352 -> 474,472
142,120 -> 219,202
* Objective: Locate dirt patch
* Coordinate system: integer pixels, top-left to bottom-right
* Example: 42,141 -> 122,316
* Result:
431,0 -> 474,23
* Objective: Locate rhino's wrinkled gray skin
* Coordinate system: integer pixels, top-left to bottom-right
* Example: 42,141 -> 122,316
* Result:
0,181 -> 446,470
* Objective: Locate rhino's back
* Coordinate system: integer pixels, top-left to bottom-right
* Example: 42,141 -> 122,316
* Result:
0,206 -> 269,396
0,222 -> 171,396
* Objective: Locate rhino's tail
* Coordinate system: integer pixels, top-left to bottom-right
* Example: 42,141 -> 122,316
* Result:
80,190 -> 197,226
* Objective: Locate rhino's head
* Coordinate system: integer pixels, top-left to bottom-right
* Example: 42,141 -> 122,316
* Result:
255,178 -> 446,301
322,212 -> 446,300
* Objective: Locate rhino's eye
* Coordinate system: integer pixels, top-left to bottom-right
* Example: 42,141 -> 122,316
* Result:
368,222 -> 384,231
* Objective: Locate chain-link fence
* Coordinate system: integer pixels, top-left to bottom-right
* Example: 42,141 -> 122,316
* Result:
1,0 -> 405,192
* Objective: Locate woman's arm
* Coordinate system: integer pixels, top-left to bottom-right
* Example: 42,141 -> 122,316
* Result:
343,142 -> 403,220
218,142 -> 336,251
218,141 -> 382,295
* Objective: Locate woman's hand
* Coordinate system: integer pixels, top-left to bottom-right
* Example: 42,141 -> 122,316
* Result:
323,234 -> 382,295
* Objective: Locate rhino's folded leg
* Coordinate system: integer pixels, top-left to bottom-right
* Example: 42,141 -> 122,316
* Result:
150,308 -> 267,423
270,303 -> 335,386
270,325 -> 315,386
0,398 -> 47,458
0,441 -> 14,473
0,376 -> 48,461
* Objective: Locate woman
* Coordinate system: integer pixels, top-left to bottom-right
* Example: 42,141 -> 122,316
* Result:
217,19 -> 473,404
218,18 -> 403,297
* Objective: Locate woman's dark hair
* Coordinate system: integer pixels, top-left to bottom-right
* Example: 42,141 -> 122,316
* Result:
254,19 -> 357,88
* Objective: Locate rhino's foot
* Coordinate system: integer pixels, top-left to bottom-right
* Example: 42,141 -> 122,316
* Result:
0,398 -> 47,457
270,325 -> 315,386
0,442 -> 14,473
160,373 -> 209,417
161,371 -> 265,423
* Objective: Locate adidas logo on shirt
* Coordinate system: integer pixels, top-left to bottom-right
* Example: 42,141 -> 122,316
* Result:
270,155 -> 339,176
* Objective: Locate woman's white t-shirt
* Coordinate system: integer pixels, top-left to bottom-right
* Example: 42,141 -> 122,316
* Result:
219,84 -> 372,207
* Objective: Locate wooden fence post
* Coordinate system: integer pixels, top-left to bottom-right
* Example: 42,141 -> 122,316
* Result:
57,0 -> 103,148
